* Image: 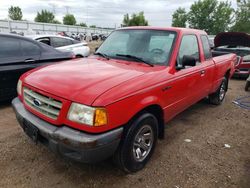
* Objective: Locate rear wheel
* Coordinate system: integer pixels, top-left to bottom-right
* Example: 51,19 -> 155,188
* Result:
113,113 -> 158,173
209,77 -> 227,105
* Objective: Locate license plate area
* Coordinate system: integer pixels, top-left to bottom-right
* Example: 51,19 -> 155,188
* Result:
23,120 -> 39,144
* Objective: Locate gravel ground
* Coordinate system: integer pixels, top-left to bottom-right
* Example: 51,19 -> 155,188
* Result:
0,78 -> 249,187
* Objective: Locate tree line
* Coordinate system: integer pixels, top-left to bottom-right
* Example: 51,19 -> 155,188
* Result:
8,6 -> 90,27
7,0 -> 250,34
172,0 -> 250,34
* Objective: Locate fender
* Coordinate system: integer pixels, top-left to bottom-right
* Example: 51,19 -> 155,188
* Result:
105,94 -> 164,131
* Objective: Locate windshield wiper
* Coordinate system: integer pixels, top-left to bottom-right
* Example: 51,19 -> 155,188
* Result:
116,54 -> 154,67
94,52 -> 110,60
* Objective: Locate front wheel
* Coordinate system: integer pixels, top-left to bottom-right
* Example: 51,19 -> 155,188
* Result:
209,77 -> 227,105
113,113 -> 158,173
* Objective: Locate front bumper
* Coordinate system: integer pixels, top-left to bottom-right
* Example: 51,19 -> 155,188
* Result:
234,68 -> 250,77
12,98 -> 123,163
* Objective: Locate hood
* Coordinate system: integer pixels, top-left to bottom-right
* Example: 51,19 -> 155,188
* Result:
23,58 -> 153,105
214,32 -> 250,47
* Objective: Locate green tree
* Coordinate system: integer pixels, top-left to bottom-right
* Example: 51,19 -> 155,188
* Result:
188,0 -> 233,34
123,13 -> 130,26
63,14 -> 76,25
79,22 -> 87,27
90,25 -> 96,28
35,10 -> 55,23
172,8 -> 187,27
8,6 -> 23,20
52,20 -> 61,24
231,0 -> 250,33
122,12 -> 148,26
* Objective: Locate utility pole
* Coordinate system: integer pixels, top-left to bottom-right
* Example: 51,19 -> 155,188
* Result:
49,3 -> 56,15
65,6 -> 70,14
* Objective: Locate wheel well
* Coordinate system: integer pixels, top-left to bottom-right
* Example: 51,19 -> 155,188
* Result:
128,105 -> 165,139
76,54 -> 83,58
225,69 -> 231,91
225,69 -> 230,79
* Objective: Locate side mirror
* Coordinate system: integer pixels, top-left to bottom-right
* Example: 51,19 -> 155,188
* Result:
182,55 -> 196,67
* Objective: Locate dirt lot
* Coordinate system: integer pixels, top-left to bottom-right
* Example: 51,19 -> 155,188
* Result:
0,78 -> 249,188
88,40 -> 103,54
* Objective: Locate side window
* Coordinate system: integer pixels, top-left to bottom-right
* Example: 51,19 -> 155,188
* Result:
51,37 -> 73,47
0,36 -> 21,58
201,35 -> 212,60
72,40 -> 80,44
20,40 -> 41,56
177,35 -> 200,67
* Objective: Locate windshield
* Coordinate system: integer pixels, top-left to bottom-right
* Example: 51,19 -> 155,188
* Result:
96,29 -> 176,66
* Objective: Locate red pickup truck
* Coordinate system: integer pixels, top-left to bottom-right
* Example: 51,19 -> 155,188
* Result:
12,27 -> 236,172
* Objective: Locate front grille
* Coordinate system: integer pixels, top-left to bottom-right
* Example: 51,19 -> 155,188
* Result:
23,87 -> 62,120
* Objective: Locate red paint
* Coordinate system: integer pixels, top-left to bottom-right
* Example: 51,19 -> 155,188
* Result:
19,27 -> 236,133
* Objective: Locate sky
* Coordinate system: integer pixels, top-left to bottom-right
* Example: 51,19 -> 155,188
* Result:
0,0 -> 237,28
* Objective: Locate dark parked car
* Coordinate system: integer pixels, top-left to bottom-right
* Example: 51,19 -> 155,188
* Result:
0,33 -> 74,102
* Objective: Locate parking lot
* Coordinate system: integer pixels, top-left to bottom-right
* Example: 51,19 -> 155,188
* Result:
0,79 -> 249,188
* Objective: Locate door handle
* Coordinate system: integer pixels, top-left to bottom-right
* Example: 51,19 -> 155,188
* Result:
162,86 -> 172,91
25,59 -> 35,63
200,70 -> 205,76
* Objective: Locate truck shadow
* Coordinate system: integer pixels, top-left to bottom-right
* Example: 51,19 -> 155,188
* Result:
163,98 -> 211,144
0,100 -> 12,109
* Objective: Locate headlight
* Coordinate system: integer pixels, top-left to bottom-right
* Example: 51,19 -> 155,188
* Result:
67,103 -> 108,126
17,80 -> 22,96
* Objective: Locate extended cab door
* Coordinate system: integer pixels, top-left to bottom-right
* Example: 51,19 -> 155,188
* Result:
163,34 -> 207,120
198,35 -> 215,96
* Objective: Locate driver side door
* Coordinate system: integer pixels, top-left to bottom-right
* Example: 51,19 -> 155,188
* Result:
163,35 -> 205,120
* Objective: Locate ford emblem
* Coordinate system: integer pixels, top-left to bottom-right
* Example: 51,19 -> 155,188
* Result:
33,99 -> 42,107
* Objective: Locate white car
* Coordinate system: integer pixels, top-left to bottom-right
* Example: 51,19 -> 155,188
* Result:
27,35 -> 90,57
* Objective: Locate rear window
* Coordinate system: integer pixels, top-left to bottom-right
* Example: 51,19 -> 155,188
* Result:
51,37 -> 73,47
201,35 -> 212,59
0,36 -> 21,58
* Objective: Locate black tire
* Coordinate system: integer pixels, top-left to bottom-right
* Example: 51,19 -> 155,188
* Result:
113,113 -> 158,173
245,81 -> 250,91
209,77 -> 227,105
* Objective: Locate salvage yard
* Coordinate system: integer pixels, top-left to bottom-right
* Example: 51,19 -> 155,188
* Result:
0,79 -> 249,188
